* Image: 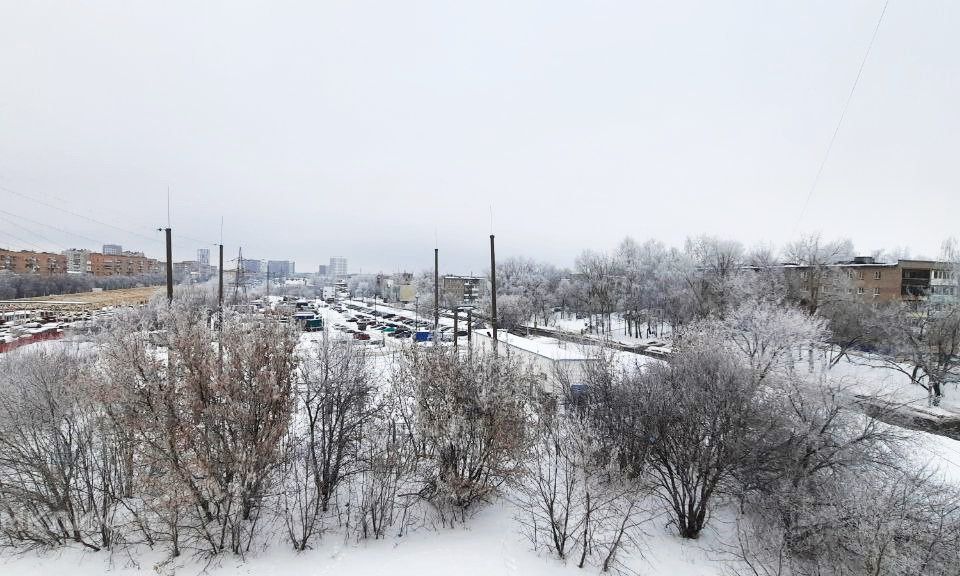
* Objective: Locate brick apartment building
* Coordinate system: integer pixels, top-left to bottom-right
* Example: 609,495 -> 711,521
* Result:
89,252 -> 161,276
0,249 -> 68,277
783,256 -> 958,304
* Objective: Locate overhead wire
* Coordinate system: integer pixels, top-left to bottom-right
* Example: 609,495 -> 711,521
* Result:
1,183 -> 222,256
0,229 -> 45,252
0,213 -> 68,252
793,0 -> 891,232
0,208 -> 106,247
0,183 -> 164,245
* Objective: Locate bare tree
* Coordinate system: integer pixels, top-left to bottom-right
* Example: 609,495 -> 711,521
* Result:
0,348 -> 128,551
282,336 -> 378,550
626,346 -> 762,539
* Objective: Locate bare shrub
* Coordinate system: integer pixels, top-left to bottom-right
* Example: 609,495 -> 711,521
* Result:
393,346 -> 534,526
0,348 -> 130,551
281,336 -> 378,550
98,298 -> 299,556
514,388 -> 647,572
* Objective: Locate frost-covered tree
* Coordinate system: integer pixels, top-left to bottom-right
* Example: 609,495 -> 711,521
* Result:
783,234 -> 855,314
681,300 -> 829,384
393,347 -> 534,525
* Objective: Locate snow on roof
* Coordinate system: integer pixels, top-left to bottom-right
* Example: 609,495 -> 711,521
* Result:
475,331 -> 601,362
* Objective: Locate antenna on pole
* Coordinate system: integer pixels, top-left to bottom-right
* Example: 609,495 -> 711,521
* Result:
167,186 -> 171,228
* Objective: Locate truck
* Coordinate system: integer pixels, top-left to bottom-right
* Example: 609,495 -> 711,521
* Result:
322,286 -> 336,300
304,318 -> 324,332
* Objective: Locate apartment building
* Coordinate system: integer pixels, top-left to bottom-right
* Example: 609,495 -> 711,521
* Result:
0,249 -> 68,277
329,257 -> 347,278
783,256 -> 958,304
89,252 -> 161,276
442,275 -> 484,305
63,248 -> 92,274
267,260 -> 295,278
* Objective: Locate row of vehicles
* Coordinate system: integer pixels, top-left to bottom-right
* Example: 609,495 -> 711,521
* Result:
0,309 -> 98,354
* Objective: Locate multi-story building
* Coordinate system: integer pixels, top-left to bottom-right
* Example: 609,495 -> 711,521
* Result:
329,257 -> 347,278
102,244 -> 123,256
239,258 -> 263,274
0,249 -> 68,277
442,275 -> 484,305
267,260 -> 295,278
317,264 -> 328,276
63,248 -> 92,274
782,256 -> 958,305
197,248 -> 210,267
89,252 -> 161,277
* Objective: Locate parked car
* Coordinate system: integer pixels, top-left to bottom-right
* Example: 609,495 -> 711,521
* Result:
353,332 -> 371,341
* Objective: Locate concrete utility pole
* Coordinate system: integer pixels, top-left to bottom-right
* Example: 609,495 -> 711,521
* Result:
467,308 -> 473,360
165,228 -> 173,304
218,244 -> 224,323
434,248 -> 439,341
489,234 -> 498,346
453,310 -> 459,350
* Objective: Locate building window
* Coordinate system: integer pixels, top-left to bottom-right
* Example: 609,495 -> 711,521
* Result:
874,271 -> 881,280
873,287 -> 880,297
857,270 -> 864,280
857,287 -> 864,295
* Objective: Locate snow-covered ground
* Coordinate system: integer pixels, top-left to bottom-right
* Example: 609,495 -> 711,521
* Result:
5,303 -> 960,576
6,433 -> 960,576
0,494 -> 748,576
549,313 -> 673,347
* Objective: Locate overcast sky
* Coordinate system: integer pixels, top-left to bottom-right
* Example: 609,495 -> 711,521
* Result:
1,1 -> 957,273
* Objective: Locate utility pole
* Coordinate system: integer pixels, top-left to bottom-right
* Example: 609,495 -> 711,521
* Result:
467,308 -> 473,361
218,243 -> 224,375
453,309 -> 459,350
434,248 -> 439,343
489,234 -> 498,347
218,244 -> 224,321
165,227 -> 173,304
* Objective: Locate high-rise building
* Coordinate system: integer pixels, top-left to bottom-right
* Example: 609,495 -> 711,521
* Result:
103,244 -> 122,255
329,257 -> 347,277
197,248 -> 210,267
317,264 -> 328,275
267,260 -> 295,278
239,258 -> 263,274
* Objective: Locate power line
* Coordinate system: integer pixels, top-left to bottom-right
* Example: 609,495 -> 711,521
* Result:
0,183 -> 164,245
0,213 -> 68,251
0,208 -> 106,247
1,183 -> 220,255
0,229 -> 46,252
794,0 -> 890,232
